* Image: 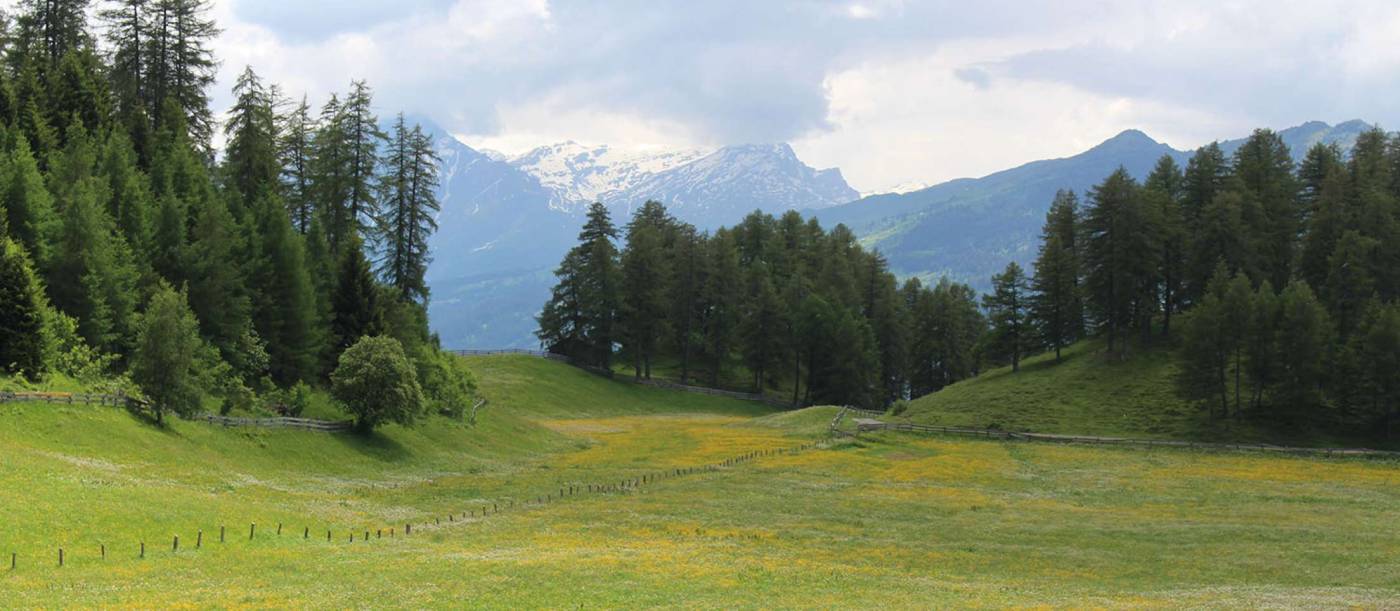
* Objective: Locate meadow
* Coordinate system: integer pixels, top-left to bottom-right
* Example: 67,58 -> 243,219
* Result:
1,355 -> 1397,608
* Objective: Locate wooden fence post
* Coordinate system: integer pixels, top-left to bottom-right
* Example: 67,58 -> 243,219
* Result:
250,523 -> 256,540
197,531 -> 202,548
10,552 -> 14,570
140,542 -> 145,559
304,526 -> 309,539
173,535 -> 179,553
220,526 -> 225,543
101,543 -> 105,559
405,524 -> 411,535
58,548 -> 63,567
327,530 -> 332,542
277,523 -> 282,535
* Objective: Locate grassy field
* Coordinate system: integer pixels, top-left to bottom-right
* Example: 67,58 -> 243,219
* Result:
899,339 -> 1397,449
2,355 -> 1398,607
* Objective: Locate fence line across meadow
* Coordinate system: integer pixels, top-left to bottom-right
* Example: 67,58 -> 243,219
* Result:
0,391 -> 138,408
831,408 -> 1400,459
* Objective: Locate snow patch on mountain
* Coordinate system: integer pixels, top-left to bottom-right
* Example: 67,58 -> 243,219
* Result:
509,141 -> 710,212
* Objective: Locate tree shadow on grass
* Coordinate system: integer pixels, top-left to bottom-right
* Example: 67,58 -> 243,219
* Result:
330,429 -> 412,462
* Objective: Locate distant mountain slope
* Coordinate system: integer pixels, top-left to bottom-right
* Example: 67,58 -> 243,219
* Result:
421,124 -> 860,348
612,143 -> 858,228
818,120 -> 1371,292
508,141 -> 709,212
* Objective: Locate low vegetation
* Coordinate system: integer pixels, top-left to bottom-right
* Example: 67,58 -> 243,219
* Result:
2,355 -> 1396,607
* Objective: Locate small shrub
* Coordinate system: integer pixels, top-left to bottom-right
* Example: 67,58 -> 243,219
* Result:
887,400 -> 910,417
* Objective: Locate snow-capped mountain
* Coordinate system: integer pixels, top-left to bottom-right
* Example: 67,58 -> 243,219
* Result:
610,143 -> 859,227
860,180 -> 932,199
508,141 -> 710,212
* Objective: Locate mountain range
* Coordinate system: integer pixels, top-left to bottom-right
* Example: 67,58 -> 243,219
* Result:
422,118 -> 1372,349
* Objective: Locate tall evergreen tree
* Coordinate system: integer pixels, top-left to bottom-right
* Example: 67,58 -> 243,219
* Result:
738,263 -> 787,392
247,193 -> 316,384
222,66 -> 279,209
702,229 -> 741,386
618,203 -> 671,380
375,116 -> 439,304
1030,190 -> 1082,360
144,0 -> 219,151
1083,168 -> 1156,355
279,94 -> 315,233
983,261 -> 1031,372
329,231 -> 383,366
0,237 -> 47,378
1273,281 -> 1331,414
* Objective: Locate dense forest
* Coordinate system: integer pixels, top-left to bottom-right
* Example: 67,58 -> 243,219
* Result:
540,130 -> 1400,439
0,0 -> 472,429
537,201 -> 985,409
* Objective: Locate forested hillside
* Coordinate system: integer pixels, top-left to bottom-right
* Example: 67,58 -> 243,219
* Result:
541,128 -> 1400,441
0,0 -> 472,427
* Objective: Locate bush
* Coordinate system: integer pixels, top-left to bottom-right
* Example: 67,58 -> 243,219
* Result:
267,381 -> 313,417
887,400 -> 910,417
417,348 -> 478,420
331,336 -> 425,432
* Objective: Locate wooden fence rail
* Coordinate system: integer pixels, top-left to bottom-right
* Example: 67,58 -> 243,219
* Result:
0,391 -> 135,408
837,412 -> 1400,459
193,413 -> 354,432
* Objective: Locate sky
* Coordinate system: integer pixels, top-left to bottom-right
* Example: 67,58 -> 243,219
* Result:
192,1 -> 1400,191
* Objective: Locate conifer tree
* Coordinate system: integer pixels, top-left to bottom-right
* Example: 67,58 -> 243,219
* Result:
340,80 -> 383,238
0,237 -> 47,378
375,116 -> 440,304
145,0 -> 219,151
984,261 -> 1031,372
1146,155 -> 1186,332
1177,266 -> 1233,417
329,230 -> 382,370
248,193 -> 316,385
618,203 -> 671,380
1083,168 -> 1156,355
702,229 -> 741,386
279,95 -> 315,233
1232,129 -> 1299,291
99,128 -> 152,263
667,224 -> 705,384
1,134 -> 57,263
182,193 -> 254,375
1273,281 -> 1331,413
1324,230 -> 1377,337
222,66 -> 280,209
1351,303 -> 1400,437
1030,190 -> 1082,360
738,263 -> 787,392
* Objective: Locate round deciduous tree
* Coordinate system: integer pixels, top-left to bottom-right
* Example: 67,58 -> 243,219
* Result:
130,284 -> 204,425
331,335 -> 424,432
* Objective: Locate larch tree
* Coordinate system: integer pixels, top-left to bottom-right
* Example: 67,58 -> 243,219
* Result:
984,261 -> 1031,372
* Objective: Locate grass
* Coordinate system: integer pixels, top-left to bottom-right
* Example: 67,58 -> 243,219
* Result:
1,355 -> 1398,607
900,338 -> 1396,448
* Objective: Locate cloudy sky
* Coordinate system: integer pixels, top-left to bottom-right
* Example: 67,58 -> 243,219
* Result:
205,0 -> 1400,192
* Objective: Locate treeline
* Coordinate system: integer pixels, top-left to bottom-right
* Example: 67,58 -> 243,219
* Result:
0,0 -> 472,427
991,129 -> 1400,437
537,202 -> 984,409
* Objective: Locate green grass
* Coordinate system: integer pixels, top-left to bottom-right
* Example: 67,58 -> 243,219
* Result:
1,355 -> 1397,607
900,339 -> 1394,448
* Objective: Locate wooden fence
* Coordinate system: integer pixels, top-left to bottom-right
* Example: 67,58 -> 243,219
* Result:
832,409 -> 1400,459
0,391 -> 135,408
448,349 -> 568,362
192,413 -> 354,432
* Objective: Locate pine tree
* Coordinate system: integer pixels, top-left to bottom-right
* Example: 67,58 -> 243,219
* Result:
1030,190 -> 1082,360
1146,155 -> 1186,331
738,263 -> 787,392
279,95 -> 315,233
13,0 -> 91,67
1232,129 -> 1299,291
702,229 -> 741,386
1177,266 -> 1233,418
45,174 -> 139,356
340,80 -> 384,239
1083,168 -> 1156,356
222,66 -> 280,209
1,134 -> 57,264
618,203 -> 671,380
47,49 -> 110,140
668,225 -> 706,384
984,261 -> 1031,372
248,193 -> 316,385
98,128 -> 152,263
144,0 -> 219,152
1273,281 -> 1331,414
537,248 -> 587,358
182,193 -> 254,376
0,237 -> 47,378
1186,187 -> 1251,301
1352,303 -> 1400,438
1324,230 -> 1377,337
99,0 -> 150,123
374,116 -> 440,304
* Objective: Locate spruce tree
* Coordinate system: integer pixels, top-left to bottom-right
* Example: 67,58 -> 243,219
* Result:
1083,168 -> 1155,356
1,134 -> 57,264
1030,190 -> 1082,360
737,263 -> 787,392
1273,281 -> 1331,414
668,224 -> 705,384
618,204 -> 671,380
248,193 -> 317,385
0,237 -> 47,378
375,116 -> 440,304
222,66 -> 280,209
330,231 -> 383,366
702,229 -> 741,386
280,95 -> 315,233
984,261 -> 1031,372
1232,129 -> 1299,291
130,282 -> 203,424
1146,155 -> 1186,331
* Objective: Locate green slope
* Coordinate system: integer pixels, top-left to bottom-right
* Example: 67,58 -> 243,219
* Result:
898,339 -> 1390,448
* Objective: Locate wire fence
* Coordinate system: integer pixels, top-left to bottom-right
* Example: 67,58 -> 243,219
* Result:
831,408 -> 1400,459
3,437 -> 826,573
